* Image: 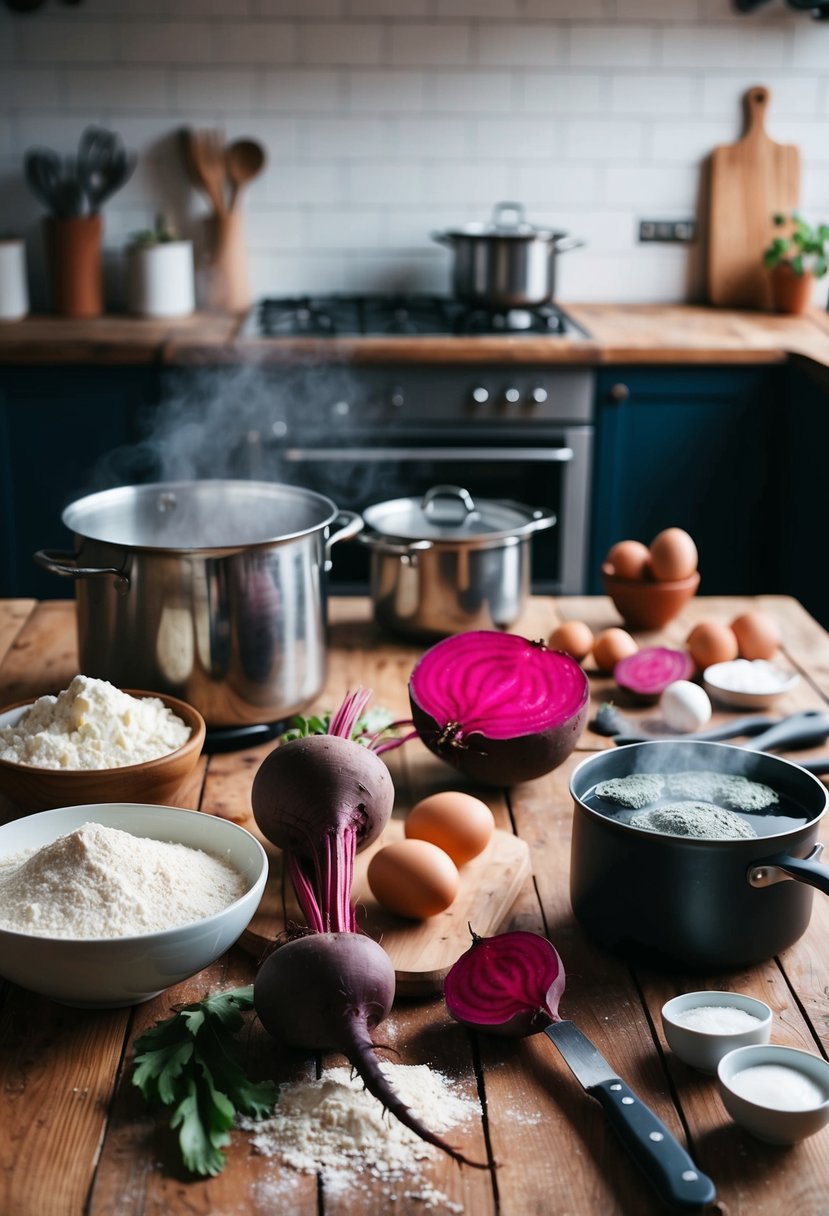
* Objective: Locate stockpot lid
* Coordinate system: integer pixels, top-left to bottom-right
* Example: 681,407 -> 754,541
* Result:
434,201 -> 564,244
61,480 -> 341,552
362,485 -> 555,544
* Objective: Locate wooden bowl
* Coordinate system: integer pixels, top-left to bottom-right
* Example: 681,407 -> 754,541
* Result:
602,565 -> 700,632
0,691 -> 206,814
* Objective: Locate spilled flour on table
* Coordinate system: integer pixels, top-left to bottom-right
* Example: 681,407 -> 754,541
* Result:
239,1060 -> 480,1212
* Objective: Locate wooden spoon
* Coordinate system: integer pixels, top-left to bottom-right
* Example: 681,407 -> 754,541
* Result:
180,127 -> 227,216
225,139 -> 266,210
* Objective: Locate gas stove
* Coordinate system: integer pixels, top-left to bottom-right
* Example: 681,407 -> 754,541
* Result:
245,294 -> 589,338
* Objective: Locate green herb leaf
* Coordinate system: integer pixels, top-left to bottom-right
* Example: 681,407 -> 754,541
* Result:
132,985 -> 278,1177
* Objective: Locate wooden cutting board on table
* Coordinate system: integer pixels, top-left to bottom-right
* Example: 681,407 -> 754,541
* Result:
706,85 -> 800,310
240,820 -> 531,996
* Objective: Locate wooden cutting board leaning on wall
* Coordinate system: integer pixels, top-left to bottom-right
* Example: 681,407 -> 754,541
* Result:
706,85 -> 801,310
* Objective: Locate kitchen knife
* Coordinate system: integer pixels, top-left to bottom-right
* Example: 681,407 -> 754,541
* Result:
544,1020 -> 716,1211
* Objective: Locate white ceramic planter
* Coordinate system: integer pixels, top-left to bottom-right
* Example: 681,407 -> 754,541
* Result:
126,240 -> 195,318
0,239 -> 29,322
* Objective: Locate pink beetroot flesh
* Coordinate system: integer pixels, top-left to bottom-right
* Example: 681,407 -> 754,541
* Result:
444,930 -> 566,1038
408,631 -> 589,786
613,646 -> 694,699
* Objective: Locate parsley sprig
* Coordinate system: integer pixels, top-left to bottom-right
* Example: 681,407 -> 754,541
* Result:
132,985 -> 278,1177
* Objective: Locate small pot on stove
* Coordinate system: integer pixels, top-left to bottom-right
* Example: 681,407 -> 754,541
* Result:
433,201 -> 584,310
358,484 -> 556,639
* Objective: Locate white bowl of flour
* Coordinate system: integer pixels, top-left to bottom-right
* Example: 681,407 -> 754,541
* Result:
0,803 -> 267,1007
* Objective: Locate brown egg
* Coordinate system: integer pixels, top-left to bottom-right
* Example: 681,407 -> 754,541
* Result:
592,627 -> 638,672
405,790 -> 495,867
367,839 -> 459,919
606,539 -> 651,581
686,620 -> 739,669
549,619 -> 595,661
731,610 -> 780,661
649,528 -> 698,582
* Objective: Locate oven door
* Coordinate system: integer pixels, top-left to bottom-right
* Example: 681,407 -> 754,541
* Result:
270,429 -> 592,595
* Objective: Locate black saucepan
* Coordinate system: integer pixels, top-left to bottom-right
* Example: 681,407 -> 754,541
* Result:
569,741 -> 828,970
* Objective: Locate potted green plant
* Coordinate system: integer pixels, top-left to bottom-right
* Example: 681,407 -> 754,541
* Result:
125,213 -> 194,318
763,212 -> 829,314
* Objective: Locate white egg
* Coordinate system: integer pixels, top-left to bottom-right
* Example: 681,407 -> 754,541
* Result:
660,680 -> 712,733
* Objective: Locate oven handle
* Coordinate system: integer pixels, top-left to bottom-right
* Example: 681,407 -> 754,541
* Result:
283,447 -> 574,462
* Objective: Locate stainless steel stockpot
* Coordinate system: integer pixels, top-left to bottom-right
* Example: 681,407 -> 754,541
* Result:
432,201 -> 584,310
358,484 -> 556,639
34,480 -> 362,728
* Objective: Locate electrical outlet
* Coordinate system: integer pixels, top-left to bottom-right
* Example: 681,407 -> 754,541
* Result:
638,219 -> 696,244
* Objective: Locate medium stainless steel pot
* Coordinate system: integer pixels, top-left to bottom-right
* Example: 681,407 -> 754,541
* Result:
358,484 -> 556,639
569,741 -> 829,971
432,201 -> 584,310
34,480 -> 362,729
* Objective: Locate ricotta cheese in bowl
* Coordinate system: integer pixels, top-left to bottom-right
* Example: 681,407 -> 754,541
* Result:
0,675 -> 191,770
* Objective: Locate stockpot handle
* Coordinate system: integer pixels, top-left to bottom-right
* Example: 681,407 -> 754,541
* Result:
551,235 -> 585,254
33,548 -> 130,594
356,535 -> 434,557
748,843 -> 829,895
324,511 -> 364,572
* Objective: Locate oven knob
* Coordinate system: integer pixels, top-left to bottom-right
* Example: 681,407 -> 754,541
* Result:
390,388 -> 405,409
333,399 -> 350,417
471,386 -> 489,405
504,387 -> 521,405
529,385 -> 548,404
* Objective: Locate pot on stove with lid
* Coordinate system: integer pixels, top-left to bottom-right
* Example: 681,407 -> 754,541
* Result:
358,484 -> 556,639
432,201 -> 585,311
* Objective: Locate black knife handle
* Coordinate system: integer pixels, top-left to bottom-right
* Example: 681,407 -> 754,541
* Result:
589,1077 -> 716,1211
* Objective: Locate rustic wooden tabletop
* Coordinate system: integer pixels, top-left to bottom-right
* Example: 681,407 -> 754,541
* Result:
0,594 -> 828,1216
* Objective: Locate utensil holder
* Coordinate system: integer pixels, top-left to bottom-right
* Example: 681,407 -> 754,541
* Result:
126,240 -> 195,318
203,210 -> 251,314
0,239 -> 29,321
43,215 -> 103,318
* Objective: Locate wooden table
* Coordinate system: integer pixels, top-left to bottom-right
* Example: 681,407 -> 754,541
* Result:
1,594 -> 828,1216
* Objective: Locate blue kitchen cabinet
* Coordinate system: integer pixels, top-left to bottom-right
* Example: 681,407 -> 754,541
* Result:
776,358 -> 829,629
0,366 -> 160,600
589,367 -> 781,596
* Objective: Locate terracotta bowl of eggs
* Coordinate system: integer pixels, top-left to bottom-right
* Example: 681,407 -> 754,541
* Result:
602,528 -> 700,632
0,687 -> 206,815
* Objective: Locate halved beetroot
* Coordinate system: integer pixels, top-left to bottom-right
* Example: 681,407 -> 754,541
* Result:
408,631 -> 589,786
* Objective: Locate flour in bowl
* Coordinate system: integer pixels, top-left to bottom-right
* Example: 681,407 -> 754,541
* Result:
0,821 -> 246,937
0,675 -> 191,770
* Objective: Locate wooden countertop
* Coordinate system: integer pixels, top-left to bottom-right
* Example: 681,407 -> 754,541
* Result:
1,594 -> 828,1215
2,303 -> 829,369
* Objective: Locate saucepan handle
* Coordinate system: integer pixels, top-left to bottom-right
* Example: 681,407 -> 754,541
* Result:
748,843 -> 829,896
323,511 -> 364,572
32,548 -> 130,594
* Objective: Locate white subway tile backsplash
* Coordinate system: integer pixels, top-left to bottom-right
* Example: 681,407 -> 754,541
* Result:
476,24 -> 566,68
263,69 -> 343,112
300,22 -> 384,65
609,74 -> 695,116
473,117 -> 566,159
564,119 -> 646,161
347,70 -> 427,112
2,5 -> 828,304
426,71 -> 513,113
174,69 -> 258,113
522,73 -> 603,115
390,23 -> 472,67
116,22 -> 213,65
213,21 -> 297,64
661,25 -> 788,70
389,117 -> 469,158
569,25 -> 656,69
18,20 -> 118,64
65,69 -> 172,112
300,116 -> 388,158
